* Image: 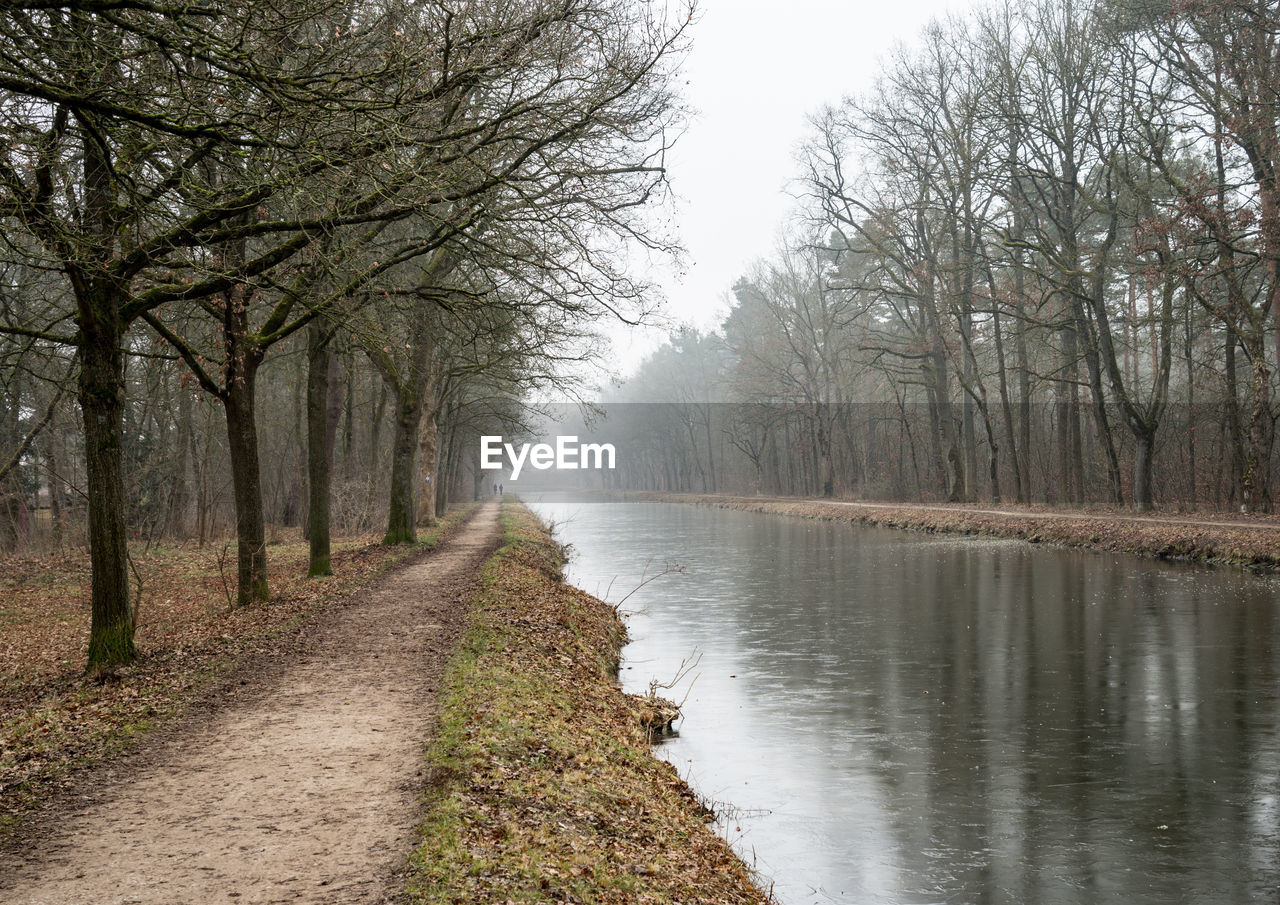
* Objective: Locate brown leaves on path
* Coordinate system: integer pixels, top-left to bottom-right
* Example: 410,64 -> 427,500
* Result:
0,512 -> 471,837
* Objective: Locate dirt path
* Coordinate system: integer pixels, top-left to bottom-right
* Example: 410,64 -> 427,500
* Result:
0,502 -> 500,905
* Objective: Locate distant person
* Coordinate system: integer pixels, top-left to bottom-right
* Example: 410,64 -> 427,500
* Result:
499,483 -> 504,495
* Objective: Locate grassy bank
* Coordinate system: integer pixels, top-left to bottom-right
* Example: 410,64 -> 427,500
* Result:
613,492 -> 1280,572
409,502 -> 769,905
0,504 -> 476,837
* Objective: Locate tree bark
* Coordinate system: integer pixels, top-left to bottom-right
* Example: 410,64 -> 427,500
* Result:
384,387 -> 422,544
1224,328 -> 1245,507
439,422 -> 461,517
1134,432 -> 1155,514
306,320 -> 334,576
1242,338 -> 1274,513
169,384 -> 191,538
46,431 -> 64,545
79,311 -> 135,669
416,405 -> 439,527
0,372 -> 20,550
992,292 -> 1022,504
224,370 -> 269,605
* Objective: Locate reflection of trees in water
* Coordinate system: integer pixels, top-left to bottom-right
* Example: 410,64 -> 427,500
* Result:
679,515 -> 1278,903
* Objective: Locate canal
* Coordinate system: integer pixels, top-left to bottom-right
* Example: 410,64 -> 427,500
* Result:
527,495 -> 1280,905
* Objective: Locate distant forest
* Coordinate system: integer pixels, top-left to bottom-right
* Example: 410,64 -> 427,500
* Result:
0,0 -> 691,667
5,0 -> 1280,669
597,0 -> 1280,515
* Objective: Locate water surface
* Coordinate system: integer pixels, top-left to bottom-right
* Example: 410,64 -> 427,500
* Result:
528,495 -> 1280,905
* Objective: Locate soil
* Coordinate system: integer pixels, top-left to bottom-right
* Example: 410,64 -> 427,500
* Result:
0,501 -> 500,905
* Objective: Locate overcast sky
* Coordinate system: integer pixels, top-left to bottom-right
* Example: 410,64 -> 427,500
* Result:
606,0 -> 978,377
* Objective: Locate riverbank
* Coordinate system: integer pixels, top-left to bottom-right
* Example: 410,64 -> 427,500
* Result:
609,492 -> 1280,572
408,501 -> 770,904
0,505 -> 476,838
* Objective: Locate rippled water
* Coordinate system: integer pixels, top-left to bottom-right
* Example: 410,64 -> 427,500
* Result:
526,494 -> 1280,905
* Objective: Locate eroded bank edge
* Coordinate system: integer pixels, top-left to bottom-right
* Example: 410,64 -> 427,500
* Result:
408,500 -> 771,905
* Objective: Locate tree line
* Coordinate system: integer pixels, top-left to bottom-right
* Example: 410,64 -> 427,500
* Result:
0,0 -> 690,670
597,0 -> 1280,515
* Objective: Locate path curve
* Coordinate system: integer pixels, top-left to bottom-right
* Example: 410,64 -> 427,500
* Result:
0,501 -> 500,905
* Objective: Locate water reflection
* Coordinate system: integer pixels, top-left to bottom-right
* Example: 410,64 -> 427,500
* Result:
528,496 -> 1280,905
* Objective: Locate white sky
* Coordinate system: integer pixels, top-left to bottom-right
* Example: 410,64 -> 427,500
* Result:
606,0 -> 980,378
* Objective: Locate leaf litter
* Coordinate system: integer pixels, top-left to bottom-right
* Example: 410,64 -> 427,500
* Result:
0,509 -> 472,836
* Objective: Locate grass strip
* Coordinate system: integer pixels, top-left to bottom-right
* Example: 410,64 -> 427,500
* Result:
409,501 -> 770,905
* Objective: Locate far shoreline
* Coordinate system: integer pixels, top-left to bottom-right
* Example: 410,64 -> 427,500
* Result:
551,491 -> 1280,574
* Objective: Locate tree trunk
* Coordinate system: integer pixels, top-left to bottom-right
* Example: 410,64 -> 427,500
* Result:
306,321 -> 334,576
225,373 -> 269,605
1071,294 -> 1124,507
384,388 -> 422,544
1016,300 -> 1033,501
820,407 -> 836,498
441,424 -> 461,516
169,385 -> 191,538
471,443 -> 486,501
342,351 -> 355,480
1184,304 -> 1196,506
1242,339 -> 1274,513
366,382 -> 387,519
46,432 -> 64,545
417,405 -> 439,527
0,373 -> 20,550
1055,330 -> 1083,506
79,314 -> 135,669
1133,431 -> 1155,514
703,405 -> 718,494
961,321 -> 977,499
435,421 -> 453,519
1224,328 -> 1245,507
194,413 -> 209,547
992,294 -> 1022,504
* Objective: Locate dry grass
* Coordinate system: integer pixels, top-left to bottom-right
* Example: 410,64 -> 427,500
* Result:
409,502 -> 771,905
0,506 -> 475,836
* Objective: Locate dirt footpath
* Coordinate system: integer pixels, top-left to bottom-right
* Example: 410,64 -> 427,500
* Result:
0,502 -> 500,905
